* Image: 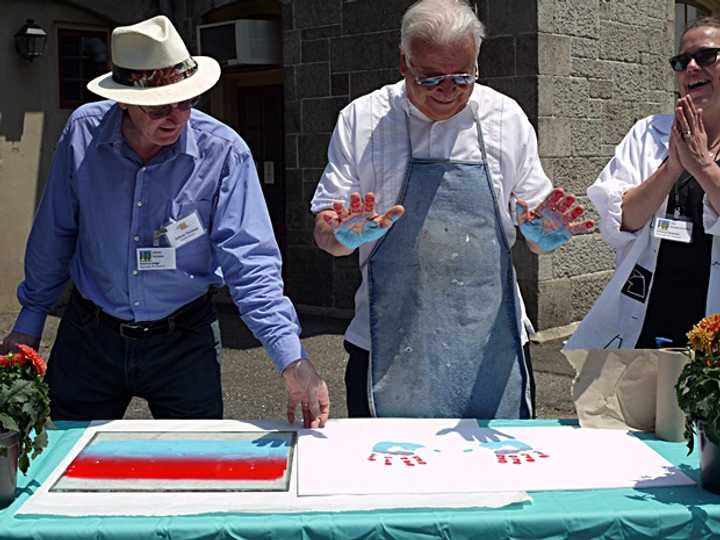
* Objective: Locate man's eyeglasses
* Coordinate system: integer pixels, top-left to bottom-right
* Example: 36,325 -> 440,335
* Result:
407,61 -> 477,88
669,47 -> 720,72
138,97 -> 200,119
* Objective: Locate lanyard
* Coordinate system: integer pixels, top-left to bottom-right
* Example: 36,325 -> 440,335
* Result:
671,172 -> 693,218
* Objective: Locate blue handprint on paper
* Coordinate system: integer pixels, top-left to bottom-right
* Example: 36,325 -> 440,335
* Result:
479,439 -> 550,465
368,441 -> 433,467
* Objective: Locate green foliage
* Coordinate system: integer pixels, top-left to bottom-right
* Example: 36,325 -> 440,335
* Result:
676,351 -> 720,455
0,354 -> 51,475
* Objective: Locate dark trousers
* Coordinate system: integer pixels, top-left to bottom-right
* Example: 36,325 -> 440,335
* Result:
344,340 -> 536,418
45,290 -> 223,421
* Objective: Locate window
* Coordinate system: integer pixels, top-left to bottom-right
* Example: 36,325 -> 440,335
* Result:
675,2 -> 711,50
58,28 -> 109,109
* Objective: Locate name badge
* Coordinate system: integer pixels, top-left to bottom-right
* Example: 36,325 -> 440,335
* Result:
653,217 -> 693,243
136,248 -> 176,271
165,210 -> 205,248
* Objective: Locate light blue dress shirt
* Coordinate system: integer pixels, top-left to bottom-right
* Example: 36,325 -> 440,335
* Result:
15,100 -> 305,371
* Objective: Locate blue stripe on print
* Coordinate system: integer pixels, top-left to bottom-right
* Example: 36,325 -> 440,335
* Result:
81,439 -> 291,460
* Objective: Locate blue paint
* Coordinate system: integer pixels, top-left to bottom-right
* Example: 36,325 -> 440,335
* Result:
516,203 -> 571,252
82,438 -> 290,459
372,441 -> 425,455
480,439 -> 532,455
334,215 -> 398,250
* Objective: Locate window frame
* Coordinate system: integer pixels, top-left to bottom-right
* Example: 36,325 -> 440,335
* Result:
57,26 -> 110,110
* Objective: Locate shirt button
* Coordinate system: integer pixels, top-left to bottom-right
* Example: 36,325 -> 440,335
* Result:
133,235 -> 140,242
137,201 -> 143,207
133,301 -> 140,306
132,270 -> 139,276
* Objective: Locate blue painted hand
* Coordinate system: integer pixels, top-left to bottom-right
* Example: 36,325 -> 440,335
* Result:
334,214 -> 399,250
328,192 -> 405,250
516,188 -> 594,253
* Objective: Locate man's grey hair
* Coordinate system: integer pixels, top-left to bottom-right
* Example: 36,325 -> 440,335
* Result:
400,0 -> 486,63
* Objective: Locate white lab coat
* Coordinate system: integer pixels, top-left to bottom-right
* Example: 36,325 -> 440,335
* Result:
566,114 -> 720,350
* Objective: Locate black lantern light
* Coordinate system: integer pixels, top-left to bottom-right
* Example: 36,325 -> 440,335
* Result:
15,19 -> 48,61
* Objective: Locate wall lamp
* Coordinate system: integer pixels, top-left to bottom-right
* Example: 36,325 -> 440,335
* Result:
15,19 -> 48,61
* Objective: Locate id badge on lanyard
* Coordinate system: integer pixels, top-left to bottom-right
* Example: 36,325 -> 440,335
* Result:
653,179 -> 692,243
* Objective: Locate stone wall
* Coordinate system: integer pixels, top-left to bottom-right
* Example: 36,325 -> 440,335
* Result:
532,0 -> 676,328
282,0 -> 415,316
478,0 -> 675,329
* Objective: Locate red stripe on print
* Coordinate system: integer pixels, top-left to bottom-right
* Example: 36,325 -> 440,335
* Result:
64,456 -> 288,480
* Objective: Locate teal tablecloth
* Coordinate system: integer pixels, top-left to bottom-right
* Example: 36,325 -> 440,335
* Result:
1,419 -> 719,539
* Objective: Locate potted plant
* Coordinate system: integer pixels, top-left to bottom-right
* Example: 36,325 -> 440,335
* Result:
676,313 -> 720,493
0,344 -> 50,508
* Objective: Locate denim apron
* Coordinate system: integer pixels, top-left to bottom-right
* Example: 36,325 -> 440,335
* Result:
367,107 -> 530,419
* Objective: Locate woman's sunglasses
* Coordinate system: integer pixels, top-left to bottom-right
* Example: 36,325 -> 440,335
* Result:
138,97 -> 200,119
669,47 -> 720,72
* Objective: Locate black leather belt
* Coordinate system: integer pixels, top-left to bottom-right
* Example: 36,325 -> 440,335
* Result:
71,288 -> 212,340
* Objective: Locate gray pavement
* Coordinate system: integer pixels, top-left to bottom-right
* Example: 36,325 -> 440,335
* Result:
0,307 -> 577,421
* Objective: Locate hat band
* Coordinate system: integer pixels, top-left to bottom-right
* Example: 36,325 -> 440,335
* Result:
112,58 -> 198,88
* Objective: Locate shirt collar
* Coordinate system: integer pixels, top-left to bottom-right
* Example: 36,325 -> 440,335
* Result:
96,103 -> 125,147
176,118 -> 200,159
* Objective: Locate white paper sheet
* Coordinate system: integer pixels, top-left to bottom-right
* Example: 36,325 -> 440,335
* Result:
297,419 -> 695,495
17,419 -> 529,516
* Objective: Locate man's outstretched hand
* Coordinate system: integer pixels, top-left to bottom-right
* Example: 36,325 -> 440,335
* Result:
516,188 -> 594,253
324,192 -> 405,250
282,358 -> 330,429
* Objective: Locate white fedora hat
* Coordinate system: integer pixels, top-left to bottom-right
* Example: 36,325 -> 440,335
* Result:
87,15 -> 221,106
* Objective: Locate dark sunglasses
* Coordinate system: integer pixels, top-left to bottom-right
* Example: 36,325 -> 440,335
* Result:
138,97 -> 200,119
669,47 -> 720,72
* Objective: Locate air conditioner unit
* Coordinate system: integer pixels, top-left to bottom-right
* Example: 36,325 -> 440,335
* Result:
196,19 -> 281,66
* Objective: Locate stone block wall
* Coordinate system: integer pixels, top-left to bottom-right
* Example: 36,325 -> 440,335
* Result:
532,0 -> 676,329
477,0 -> 675,329
282,0 -> 415,315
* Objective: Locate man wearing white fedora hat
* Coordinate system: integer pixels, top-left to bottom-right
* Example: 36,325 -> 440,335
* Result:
0,15 -> 330,428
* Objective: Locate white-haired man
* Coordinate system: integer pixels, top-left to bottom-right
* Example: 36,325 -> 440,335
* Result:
312,0 -> 592,419
1,15 -> 329,427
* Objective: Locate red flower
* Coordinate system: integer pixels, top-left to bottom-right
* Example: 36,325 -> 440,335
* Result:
16,344 -> 47,377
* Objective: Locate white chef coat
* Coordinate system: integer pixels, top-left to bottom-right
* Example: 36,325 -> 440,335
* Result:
566,114 -> 720,350
311,80 -> 553,350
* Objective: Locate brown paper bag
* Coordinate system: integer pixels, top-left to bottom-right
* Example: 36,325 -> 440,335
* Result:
562,349 -> 657,431
562,348 -> 689,438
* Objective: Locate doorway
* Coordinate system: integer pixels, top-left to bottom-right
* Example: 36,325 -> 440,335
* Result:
235,84 -> 286,262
